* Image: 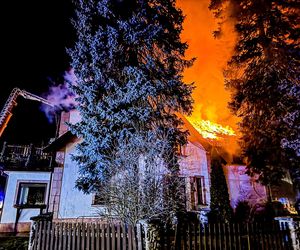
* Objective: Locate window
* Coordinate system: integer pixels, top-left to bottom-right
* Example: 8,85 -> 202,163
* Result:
16,183 -> 47,206
92,193 -> 106,206
190,176 -> 206,210
195,176 -> 205,206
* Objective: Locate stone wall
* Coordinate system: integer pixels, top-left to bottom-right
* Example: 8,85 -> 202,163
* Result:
48,167 -> 63,219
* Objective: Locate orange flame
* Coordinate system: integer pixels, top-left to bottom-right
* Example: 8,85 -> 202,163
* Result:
186,117 -> 235,140
177,0 -> 240,153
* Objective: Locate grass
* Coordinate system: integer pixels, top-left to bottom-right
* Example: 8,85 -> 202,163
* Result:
0,235 -> 29,250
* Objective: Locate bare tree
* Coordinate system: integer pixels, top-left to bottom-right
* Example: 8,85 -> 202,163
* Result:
94,131 -> 186,225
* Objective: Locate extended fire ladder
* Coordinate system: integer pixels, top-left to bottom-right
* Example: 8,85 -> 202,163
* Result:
0,88 -> 53,137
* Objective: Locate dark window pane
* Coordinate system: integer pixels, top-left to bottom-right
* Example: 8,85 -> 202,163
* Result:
196,176 -> 205,206
17,183 -> 46,206
93,194 -> 106,205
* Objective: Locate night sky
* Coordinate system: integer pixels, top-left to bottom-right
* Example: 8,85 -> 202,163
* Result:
0,0 -> 74,146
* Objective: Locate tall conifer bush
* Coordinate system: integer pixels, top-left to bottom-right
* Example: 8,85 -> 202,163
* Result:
67,0 -> 194,221
208,149 -> 233,223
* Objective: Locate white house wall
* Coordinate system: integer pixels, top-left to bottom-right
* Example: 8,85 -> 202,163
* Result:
223,165 -> 267,208
56,110 -> 211,218
179,142 -> 211,209
0,171 -> 51,224
57,141 -> 211,219
180,142 -> 209,177
58,144 -> 101,219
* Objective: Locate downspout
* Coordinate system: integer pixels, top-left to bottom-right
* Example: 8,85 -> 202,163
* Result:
45,165 -> 53,214
46,112 -> 61,214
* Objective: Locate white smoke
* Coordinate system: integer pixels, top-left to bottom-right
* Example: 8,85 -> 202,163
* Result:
41,69 -> 77,123
63,68 -> 77,86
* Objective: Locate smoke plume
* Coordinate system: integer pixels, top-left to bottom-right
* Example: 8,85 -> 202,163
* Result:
41,69 -> 77,123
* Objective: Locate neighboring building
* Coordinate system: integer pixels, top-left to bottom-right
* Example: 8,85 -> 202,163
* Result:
0,143 -> 53,233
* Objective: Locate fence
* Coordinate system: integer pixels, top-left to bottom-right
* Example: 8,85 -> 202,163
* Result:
160,221 -> 293,250
30,220 -> 293,250
29,221 -> 144,250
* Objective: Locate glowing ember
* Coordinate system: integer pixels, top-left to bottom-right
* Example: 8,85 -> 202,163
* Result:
187,117 -> 236,140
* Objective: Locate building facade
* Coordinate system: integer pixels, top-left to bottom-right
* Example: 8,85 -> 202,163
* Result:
0,143 -> 53,233
45,111 -> 269,222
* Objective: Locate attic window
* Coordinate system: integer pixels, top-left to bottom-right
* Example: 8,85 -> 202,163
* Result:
16,183 -> 47,207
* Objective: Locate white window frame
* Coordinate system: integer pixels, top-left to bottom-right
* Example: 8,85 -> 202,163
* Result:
14,180 -> 49,207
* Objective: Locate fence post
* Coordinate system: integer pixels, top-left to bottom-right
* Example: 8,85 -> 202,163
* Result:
275,216 -> 300,250
136,222 -> 144,250
29,213 -> 53,250
28,220 -> 38,250
138,219 -> 163,250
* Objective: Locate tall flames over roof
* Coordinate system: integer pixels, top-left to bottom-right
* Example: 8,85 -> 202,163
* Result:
187,117 -> 236,140
41,1 -> 239,151
178,0 -> 239,152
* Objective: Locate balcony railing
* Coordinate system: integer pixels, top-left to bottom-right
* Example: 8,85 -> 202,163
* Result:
0,142 -> 53,171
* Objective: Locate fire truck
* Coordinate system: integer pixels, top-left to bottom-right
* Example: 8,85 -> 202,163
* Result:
0,88 -> 53,137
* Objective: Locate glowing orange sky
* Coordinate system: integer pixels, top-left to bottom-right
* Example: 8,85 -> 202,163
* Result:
178,0 -> 238,130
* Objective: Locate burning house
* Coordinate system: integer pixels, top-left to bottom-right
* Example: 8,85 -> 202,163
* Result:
0,109 -> 296,233
40,110 -> 270,223
0,87 -> 295,232
0,0 -> 297,234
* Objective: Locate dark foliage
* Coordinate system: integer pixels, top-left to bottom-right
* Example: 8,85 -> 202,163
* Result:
209,0 -> 300,190
0,236 -> 29,250
251,201 -> 290,222
208,149 -> 233,223
234,200 -> 251,223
